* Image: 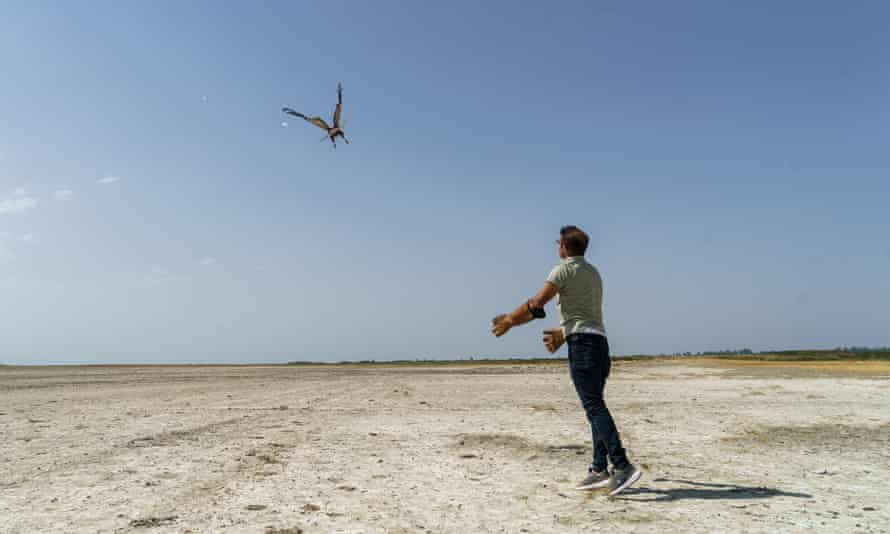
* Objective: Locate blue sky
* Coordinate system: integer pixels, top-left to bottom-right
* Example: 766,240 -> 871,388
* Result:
1,1 -> 888,364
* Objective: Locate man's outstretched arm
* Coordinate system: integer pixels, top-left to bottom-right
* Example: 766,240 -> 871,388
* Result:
491,282 -> 559,337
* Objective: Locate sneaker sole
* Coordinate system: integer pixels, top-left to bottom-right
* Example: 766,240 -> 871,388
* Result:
575,479 -> 611,491
607,469 -> 642,497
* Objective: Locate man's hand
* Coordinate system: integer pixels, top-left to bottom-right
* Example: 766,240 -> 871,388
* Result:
543,328 -> 565,353
491,314 -> 514,337
491,284 -> 559,339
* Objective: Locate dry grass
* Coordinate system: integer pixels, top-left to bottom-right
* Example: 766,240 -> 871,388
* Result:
689,358 -> 890,378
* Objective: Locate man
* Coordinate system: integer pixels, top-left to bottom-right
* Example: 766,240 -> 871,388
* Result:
491,225 -> 641,496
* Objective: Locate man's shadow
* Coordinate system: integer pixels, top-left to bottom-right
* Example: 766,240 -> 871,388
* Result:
614,478 -> 813,502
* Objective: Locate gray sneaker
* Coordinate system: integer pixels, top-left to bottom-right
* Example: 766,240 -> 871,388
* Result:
608,464 -> 642,496
575,469 -> 611,490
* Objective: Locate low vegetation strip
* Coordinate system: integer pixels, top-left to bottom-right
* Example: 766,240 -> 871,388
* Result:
286,349 -> 890,366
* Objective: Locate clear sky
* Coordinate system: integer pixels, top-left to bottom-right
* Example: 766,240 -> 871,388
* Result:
1,1 -> 888,364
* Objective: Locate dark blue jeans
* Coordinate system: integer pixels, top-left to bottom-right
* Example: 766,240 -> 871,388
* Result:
567,333 -> 629,472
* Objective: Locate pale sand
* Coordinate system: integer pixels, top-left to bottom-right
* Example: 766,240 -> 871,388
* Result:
1,359 -> 888,533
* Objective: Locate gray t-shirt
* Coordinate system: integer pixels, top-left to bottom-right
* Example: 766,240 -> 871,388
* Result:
546,256 -> 606,337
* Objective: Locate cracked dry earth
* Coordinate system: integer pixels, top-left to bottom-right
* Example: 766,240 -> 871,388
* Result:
1,359 -> 888,533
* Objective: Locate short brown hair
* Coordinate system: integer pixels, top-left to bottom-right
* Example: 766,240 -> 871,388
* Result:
560,225 -> 589,256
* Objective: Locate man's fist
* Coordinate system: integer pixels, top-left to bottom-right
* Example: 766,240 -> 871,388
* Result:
543,328 -> 565,353
491,314 -> 514,337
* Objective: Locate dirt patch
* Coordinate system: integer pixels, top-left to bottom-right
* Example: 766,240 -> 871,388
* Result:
129,516 -> 177,528
453,433 -> 589,458
126,417 -> 243,448
723,423 -> 890,448
454,433 -> 533,450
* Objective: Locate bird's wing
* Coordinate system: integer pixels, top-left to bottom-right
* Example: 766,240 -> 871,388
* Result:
308,117 -> 330,130
282,108 -> 330,131
333,83 -> 343,127
282,107 -> 308,119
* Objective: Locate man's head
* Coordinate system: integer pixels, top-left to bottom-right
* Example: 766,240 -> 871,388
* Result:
558,225 -> 589,259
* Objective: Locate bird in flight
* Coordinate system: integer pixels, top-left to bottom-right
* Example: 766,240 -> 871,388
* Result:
282,83 -> 349,148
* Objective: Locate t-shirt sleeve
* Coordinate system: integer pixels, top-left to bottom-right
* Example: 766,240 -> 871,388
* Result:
546,264 -> 567,290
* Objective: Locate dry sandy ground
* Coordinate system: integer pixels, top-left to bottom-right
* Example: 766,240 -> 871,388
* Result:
1,359 -> 888,533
